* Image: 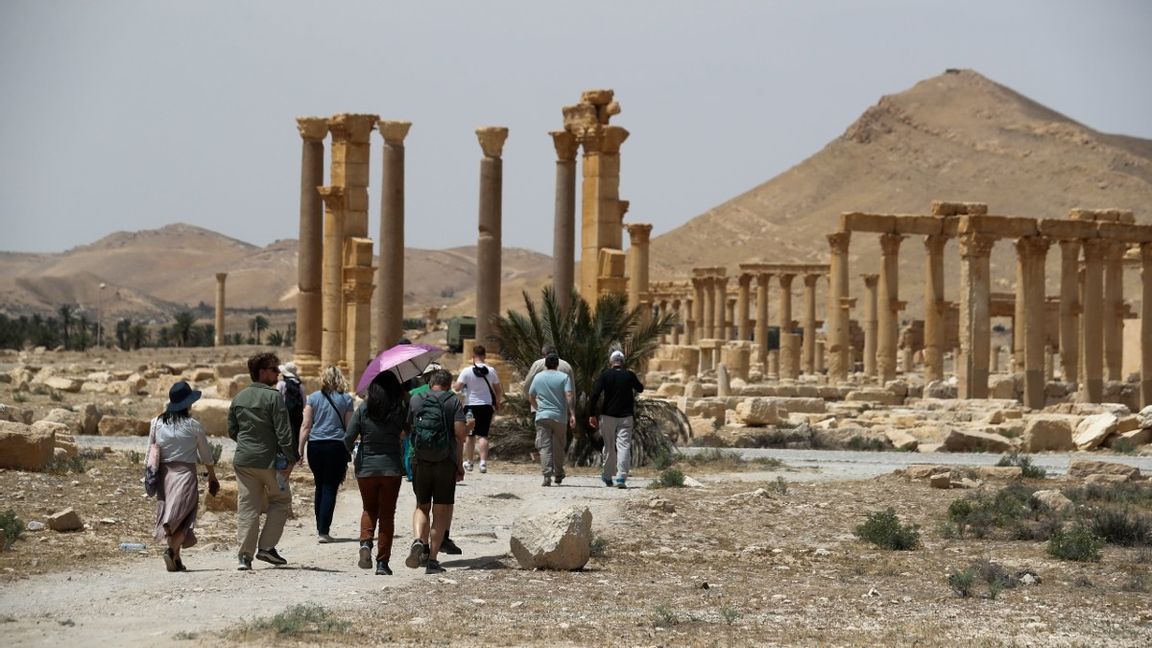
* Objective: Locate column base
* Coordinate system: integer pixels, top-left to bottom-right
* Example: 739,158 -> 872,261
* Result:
1080,379 -> 1104,404
294,354 -> 321,379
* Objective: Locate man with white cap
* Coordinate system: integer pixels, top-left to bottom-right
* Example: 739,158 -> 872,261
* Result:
587,349 -> 645,488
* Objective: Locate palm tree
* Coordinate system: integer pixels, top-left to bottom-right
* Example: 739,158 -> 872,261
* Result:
57,305 -> 74,350
490,288 -> 685,466
172,311 -> 196,347
249,315 -> 269,345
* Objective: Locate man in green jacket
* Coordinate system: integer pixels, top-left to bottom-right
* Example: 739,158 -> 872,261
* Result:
228,352 -> 299,570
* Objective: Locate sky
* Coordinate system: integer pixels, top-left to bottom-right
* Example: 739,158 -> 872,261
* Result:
1,0 -> 1150,255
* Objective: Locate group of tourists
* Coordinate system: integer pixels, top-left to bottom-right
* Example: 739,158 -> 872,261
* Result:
145,343 -> 643,576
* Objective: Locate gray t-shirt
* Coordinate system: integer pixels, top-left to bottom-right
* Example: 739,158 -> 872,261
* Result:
407,390 -> 466,462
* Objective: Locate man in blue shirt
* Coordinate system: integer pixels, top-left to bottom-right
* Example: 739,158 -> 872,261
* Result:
528,354 -> 575,487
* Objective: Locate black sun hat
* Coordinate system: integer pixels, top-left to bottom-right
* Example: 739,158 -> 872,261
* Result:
166,380 -> 202,413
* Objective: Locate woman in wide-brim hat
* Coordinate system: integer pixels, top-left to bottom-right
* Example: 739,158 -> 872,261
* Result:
152,380 -> 219,572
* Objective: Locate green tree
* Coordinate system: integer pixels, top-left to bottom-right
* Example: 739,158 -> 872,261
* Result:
57,305 -> 74,349
490,288 -> 680,465
267,329 -> 285,347
129,322 -> 150,350
115,318 -> 132,350
249,315 -> 269,345
172,311 -> 196,347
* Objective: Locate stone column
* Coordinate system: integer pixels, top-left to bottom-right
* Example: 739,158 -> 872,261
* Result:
1012,246 -> 1027,373
691,278 -> 705,344
861,274 -> 879,378
802,274 -> 818,374
754,274 -> 770,369
625,223 -> 653,312
737,274 -> 752,341
474,127 -> 509,347
1018,236 -> 1050,409
701,276 -> 715,340
684,297 -> 696,345
670,299 -> 682,345
344,238 -> 375,389
1141,243 -> 1152,408
923,234 -> 947,382
214,273 -> 227,347
1104,241 -> 1126,381
777,273 -> 797,379
1080,238 -> 1107,402
713,276 -> 729,341
1058,240 -> 1081,383
376,120 -> 412,351
877,233 -> 905,383
293,117 -> 328,375
578,124 -> 629,298
550,131 -> 579,309
958,232 -> 995,399
318,186 -> 347,371
826,232 -> 851,382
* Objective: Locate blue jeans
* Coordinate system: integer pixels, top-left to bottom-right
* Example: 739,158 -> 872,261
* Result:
307,440 -> 347,535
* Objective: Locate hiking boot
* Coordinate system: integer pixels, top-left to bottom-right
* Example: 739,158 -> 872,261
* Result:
358,541 -> 373,569
163,548 -> 178,572
237,553 -> 253,571
615,478 -> 627,489
542,476 -> 552,487
375,560 -> 392,576
463,461 -> 473,472
479,461 -> 488,474
440,537 -> 463,555
425,558 -> 446,574
554,474 -> 564,485
602,477 -> 614,487
405,539 -> 429,569
256,547 -> 287,566
318,533 -> 335,544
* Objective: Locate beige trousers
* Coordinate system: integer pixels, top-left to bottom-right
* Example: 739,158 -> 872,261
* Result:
234,465 -> 293,557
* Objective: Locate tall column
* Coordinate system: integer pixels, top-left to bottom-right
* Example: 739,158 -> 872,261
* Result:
1018,236 -> 1050,409
376,120 -> 412,351
550,131 -> 579,309
737,274 -> 752,341
625,223 -> 653,311
691,278 -> 705,344
1058,240 -> 1081,383
577,123 -> 629,298
344,238 -> 375,389
725,297 -> 737,340
670,299 -> 682,345
1140,243 -> 1152,408
474,127 -> 509,347
1104,241 -> 1126,381
684,297 -> 696,345
923,234 -> 947,382
214,273 -> 227,347
826,233 -> 851,382
293,117 -> 328,376
1012,246 -> 1027,373
877,233 -> 905,383
318,187 -> 347,371
1080,238 -> 1107,402
802,274 -> 818,374
713,276 -> 729,340
777,273 -> 797,379
701,277 -> 715,340
958,232 -> 995,399
861,274 -> 879,378
755,273 -> 770,369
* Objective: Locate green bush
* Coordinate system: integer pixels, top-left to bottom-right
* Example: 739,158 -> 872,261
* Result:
1063,482 -> 1152,507
1047,525 -> 1104,562
242,604 -> 349,636
1088,508 -> 1151,547
845,435 -> 889,452
651,467 -> 686,489
947,567 -> 976,597
1111,438 -> 1139,455
947,483 -> 1039,538
854,508 -> 920,550
0,510 -> 24,550
211,443 -> 224,466
589,534 -> 607,558
996,452 -> 1046,479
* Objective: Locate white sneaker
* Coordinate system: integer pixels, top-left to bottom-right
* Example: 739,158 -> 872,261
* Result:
318,534 -> 334,544
479,461 -> 487,474
463,461 -> 473,472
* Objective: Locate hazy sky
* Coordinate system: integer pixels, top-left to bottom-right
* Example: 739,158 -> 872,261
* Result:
2,0 -> 1149,255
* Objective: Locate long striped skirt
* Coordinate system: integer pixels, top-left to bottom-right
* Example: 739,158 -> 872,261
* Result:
154,461 -> 199,548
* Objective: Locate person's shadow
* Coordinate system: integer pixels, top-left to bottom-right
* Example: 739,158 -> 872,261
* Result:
441,553 -> 509,570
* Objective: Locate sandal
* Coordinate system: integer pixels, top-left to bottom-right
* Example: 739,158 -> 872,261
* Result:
163,548 -> 178,572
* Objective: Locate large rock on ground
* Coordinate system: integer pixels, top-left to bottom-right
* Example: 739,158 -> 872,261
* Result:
1073,413 -> 1119,450
942,427 -> 1014,453
510,506 -> 593,571
47,508 -> 83,532
1031,490 -> 1074,513
884,429 -> 920,451
1022,415 -> 1077,452
1067,460 -> 1142,482
844,389 -> 903,406
98,415 -> 150,437
194,398 -> 233,437
79,403 -> 102,435
734,398 -> 784,426
989,375 -> 1018,400
44,376 -> 82,393
42,408 -> 82,435
0,421 -> 55,471
204,481 -> 238,512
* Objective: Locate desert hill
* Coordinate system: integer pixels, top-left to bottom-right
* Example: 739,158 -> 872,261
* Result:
0,223 -> 552,327
649,69 -> 1152,311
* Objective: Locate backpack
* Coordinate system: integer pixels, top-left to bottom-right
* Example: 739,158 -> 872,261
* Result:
283,378 -> 304,426
412,391 -> 453,462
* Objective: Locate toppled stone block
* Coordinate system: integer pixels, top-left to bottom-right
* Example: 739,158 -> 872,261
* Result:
924,380 -> 957,399
215,362 -> 249,381
1067,460 -> 1142,482
1073,413 -> 1118,450
42,408 -> 82,435
193,398 -> 232,437
942,427 -> 1014,453
1110,428 -> 1151,448
1022,414 -> 1077,452
906,464 -> 945,480
44,376 -> 82,393
989,375 -> 1018,400
975,466 -> 1023,480
205,481 -> 238,512
1031,489 -> 1074,513
0,420 -> 55,471
655,382 -> 684,398
80,403 -> 102,435
929,472 -> 952,489
734,398 -> 784,427
97,415 -> 149,437
0,403 -> 34,424
510,506 -> 592,570
884,429 -> 919,451
47,508 -> 83,532
188,368 -> 214,383
845,389 -> 903,406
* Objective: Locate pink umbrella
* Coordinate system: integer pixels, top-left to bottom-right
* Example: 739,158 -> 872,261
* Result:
356,343 -> 446,393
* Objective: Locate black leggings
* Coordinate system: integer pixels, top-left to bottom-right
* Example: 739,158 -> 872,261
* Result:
307,440 -> 348,535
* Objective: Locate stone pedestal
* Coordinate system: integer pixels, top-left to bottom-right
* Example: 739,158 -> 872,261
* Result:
737,274 -> 752,341
923,234 -> 947,381
1080,239 -> 1107,402
293,117 -> 328,375
877,233 -> 905,383
1104,242 -> 1125,381
721,346 -> 751,382
318,187 -> 347,371
755,273 -> 771,371
214,273 -> 227,347
826,233 -> 851,381
1058,240 -> 1081,386
861,274 -> 879,378
625,223 -> 652,312
475,127 -> 509,347
376,120 -> 412,351
550,131 -> 579,310
958,232 -> 995,399
802,274 -> 818,374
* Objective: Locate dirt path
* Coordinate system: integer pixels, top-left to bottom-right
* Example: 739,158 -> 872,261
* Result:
0,464 -> 640,646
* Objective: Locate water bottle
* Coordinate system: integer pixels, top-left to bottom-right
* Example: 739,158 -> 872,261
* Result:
275,454 -> 289,491
465,410 -> 475,429
119,542 -> 146,552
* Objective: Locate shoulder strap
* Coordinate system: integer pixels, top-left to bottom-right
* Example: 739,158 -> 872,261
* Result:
321,391 -> 346,432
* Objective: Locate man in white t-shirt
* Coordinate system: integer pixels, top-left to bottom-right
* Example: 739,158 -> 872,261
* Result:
452,345 -> 503,474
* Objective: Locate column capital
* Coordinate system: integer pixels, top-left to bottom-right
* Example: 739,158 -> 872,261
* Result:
757,272 -> 773,287
377,120 -> 412,145
624,223 -> 653,244
317,186 -> 346,209
1059,239 -> 1082,255
1082,238 -> 1110,261
959,232 -> 997,258
328,113 -> 379,143
778,273 -> 796,287
827,231 -> 851,253
714,276 -> 729,289
549,130 -> 579,161
924,233 -> 948,255
601,126 -> 629,155
476,127 -> 510,158
296,116 -> 329,142
1015,235 -> 1051,258
1140,241 -> 1152,261
1103,240 -> 1128,261
861,273 -> 879,287
803,273 -> 820,287
215,272 -> 228,282
738,273 -> 753,287
879,232 -> 906,255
